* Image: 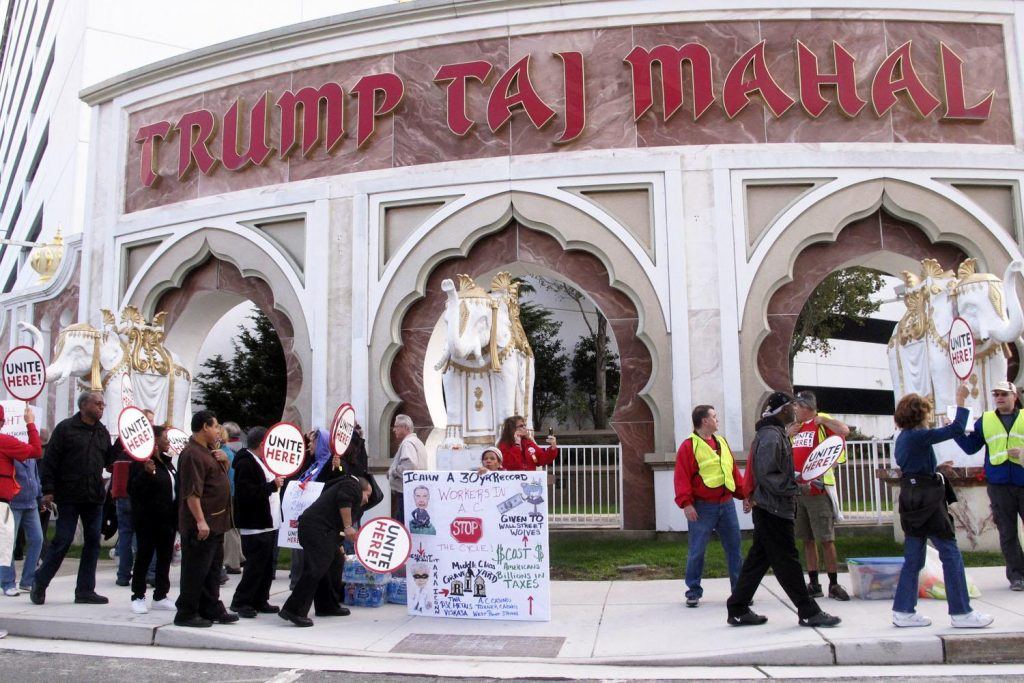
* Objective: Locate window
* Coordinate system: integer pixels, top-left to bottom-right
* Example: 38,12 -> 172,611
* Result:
30,44 -> 53,114
25,123 -> 47,185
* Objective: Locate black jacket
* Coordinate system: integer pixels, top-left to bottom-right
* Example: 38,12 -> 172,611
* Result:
343,433 -> 370,478
232,448 -> 278,531
128,453 -> 178,530
40,413 -> 117,504
749,418 -> 800,519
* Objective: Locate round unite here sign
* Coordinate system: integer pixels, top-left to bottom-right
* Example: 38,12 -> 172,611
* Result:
2,346 -> 46,401
261,422 -> 306,478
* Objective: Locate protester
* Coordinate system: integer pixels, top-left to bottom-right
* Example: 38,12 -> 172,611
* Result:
891,386 -> 993,628
220,423 -> 244,577
279,476 -> 371,627
789,390 -> 850,601
127,426 -> 177,614
230,426 -> 283,618
674,404 -> 744,608
725,391 -> 840,628
111,445 -> 135,587
387,415 -> 427,522
32,392 -> 116,606
477,446 -> 504,475
953,381 -> 1024,591
497,416 -> 557,471
289,428 -> 345,591
174,410 -> 238,627
0,404 -> 43,596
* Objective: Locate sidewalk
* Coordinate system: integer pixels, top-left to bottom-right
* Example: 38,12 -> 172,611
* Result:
0,559 -> 1022,670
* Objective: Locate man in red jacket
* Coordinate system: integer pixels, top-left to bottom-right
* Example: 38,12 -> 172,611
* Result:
674,404 -> 744,608
0,404 -> 43,574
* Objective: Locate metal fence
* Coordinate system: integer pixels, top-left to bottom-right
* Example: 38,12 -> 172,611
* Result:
546,443 -> 623,528
832,439 -> 896,524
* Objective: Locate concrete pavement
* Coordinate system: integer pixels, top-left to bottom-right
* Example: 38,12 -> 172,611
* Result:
0,559 -> 1022,674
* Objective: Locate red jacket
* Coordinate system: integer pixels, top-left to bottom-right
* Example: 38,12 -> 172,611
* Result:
673,434 -> 745,508
499,439 -> 558,471
0,424 -> 42,501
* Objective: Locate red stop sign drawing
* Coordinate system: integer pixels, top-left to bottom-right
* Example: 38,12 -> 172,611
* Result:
450,517 -> 483,544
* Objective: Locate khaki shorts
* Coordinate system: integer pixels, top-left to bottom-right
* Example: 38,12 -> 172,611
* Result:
795,492 -> 835,542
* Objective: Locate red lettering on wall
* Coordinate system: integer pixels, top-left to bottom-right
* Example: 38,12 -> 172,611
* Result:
434,60 -> 492,136
135,121 -> 173,188
277,82 -> 347,158
940,42 -> 994,121
871,41 -> 941,117
723,40 -> 795,119
556,51 -> 586,143
624,43 -> 714,121
174,109 -> 219,179
797,40 -> 867,117
487,56 -> 556,133
350,72 -> 405,148
222,94 -> 274,171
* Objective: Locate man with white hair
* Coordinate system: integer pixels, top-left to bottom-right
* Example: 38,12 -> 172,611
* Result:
387,414 -> 427,523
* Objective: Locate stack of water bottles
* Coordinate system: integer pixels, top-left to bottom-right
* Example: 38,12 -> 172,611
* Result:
342,557 -> 390,607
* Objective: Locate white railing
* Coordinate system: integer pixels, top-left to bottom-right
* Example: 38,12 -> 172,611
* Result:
832,439 -> 896,524
546,443 -> 623,528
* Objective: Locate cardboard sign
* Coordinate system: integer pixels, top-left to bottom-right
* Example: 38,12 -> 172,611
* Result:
2,346 -> 45,401
356,516 -> 412,573
403,470 -> 551,621
0,400 -> 29,443
948,316 -> 975,380
117,406 -> 155,462
278,480 -> 324,549
166,427 -> 189,456
261,422 -> 306,478
800,435 -> 845,482
330,402 -> 356,457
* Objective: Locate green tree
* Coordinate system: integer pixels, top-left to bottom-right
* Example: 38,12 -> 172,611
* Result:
518,299 -> 569,427
194,309 -> 286,428
790,267 -> 885,370
570,333 -> 620,428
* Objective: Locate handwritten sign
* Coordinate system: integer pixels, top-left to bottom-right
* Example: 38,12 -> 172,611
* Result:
356,517 -> 411,573
0,400 -> 28,443
948,316 -> 975,380
166,427 -> 189,457
800,435 -> 845,482
2,346 -> 45,401
403,470 -> 550,621
330,402 -> 356,457
261,422 -> 305,478
277,480 -> 324,549
117,406 -> 155,462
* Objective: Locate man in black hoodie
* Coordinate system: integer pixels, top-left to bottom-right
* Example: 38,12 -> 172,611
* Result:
725,391 -> 841,628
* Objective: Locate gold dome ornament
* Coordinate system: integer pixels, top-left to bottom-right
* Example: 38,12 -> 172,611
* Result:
29,229 -> 64,283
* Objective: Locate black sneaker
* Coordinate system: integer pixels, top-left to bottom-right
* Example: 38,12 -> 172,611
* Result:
279,608 -> 314,627
807,582 -> 823,598
29,585 -> 45,605
829,584 -> 850,601
685,596 -> 699,608
1010,579 -> 1024,592
74,592 -> 109,604
800,611 -> 841,628
115,579 -> 130,587
315,606 -> 351,617
232,605 -> 258,618
210,611 -> 239,624
727,611 -> 768,626
255,603 -> 280,614
174,615 -> 212,628
225,566 -> 242,575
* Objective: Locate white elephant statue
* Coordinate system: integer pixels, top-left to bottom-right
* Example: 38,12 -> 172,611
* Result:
888,258 -> 1024,422
19,306 -> 193,435
434,272 -> 534,445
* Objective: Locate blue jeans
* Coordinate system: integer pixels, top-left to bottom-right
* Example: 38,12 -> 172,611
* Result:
34,501 -> 103,595
115,498 -> 134,582
893,535 -> 971,615
685,500 -> 743,599
1,507 -> 42,590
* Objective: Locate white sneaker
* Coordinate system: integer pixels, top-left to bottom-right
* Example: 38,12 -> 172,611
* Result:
893,611 -> 931,627
131,598 -> 148,614
3,587 -> 19,597
951,610 -> 994,628
150,597 -> 175,611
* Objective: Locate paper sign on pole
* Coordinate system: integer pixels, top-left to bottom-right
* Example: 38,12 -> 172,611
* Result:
330,402 -> 356,457
261,422 -> 306,478
403,470 -> 550,621
2,346 -> 45,401
277,480 -> 324,549
117,406 -> 155,462
166,427 -> 189,456
356,517 -> 411,573
0,400 -> 28,443
948,316 -> 975,381
800,435 -> 845,482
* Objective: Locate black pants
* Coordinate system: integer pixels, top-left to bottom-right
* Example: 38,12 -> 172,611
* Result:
34,501 -> 102,596
988,483 -> 1024,583
175,530 -> 225,620
391,491 -> 404,523
283,523 -> 342,618
232,531 -> 277,609
131,521 -> 175,601
727,507 -> 821,620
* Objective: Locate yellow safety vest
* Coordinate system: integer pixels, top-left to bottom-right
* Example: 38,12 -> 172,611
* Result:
798,413 -> 847,486
690,433 -> 736,491
981,410 -> 1024,466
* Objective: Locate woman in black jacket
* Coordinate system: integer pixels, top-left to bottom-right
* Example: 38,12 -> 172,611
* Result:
127,427 -> 177,614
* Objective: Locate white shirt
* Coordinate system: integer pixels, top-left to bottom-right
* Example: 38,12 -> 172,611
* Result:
387,433 -> 428,493
239,455 -> 282,535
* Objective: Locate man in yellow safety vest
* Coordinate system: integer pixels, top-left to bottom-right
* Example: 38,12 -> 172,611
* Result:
673,404 -> 745,608
954,380 -> 1024,591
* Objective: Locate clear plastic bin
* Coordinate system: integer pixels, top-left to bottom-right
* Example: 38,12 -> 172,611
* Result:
848,557 -> 904,600
343,583 -> 388,607
342,558 -> 392,586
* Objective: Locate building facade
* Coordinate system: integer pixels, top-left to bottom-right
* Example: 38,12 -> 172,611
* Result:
6,0 -> 1024,529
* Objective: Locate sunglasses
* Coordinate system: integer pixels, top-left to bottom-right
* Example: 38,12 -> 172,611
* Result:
412,573 -> 429,579
993,391 -> 1012,397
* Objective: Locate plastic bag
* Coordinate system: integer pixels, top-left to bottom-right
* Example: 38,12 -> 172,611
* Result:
918,543 -> 981,599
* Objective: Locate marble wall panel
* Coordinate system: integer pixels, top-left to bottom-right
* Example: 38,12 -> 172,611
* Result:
509,28 -> 635,155
394,38 -> 510,167
610,419 -> 656,529
125,94 -> 203,213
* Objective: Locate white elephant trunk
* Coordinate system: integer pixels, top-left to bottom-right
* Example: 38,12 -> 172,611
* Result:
987,262 -> 1024,343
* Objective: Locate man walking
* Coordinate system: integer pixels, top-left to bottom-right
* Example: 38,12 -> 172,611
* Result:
674,404 -> 744,607
789,390 -> 850,600
174,410 -> 238,627
387,414 -> 427,523
955,381 -> 1024,590
31,392 -> 116,605
726,391 -> 841,628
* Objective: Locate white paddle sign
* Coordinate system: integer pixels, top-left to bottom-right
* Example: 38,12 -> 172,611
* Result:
261,422 -> 306,478
800,435 -> 845,482
2,346 -> 46,401
330,402 -> 356,457
117,406 -> 155,462
166,427 -> 189,457
355,516 -> 412,574
948,316 -> 975,381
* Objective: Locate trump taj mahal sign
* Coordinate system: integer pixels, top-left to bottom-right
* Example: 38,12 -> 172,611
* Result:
134,36 -> 996,188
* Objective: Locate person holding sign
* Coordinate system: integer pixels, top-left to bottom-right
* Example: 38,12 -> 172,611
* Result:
726,391 -> 841,628
953,381 -> 1024,592
788,391 -> 850,601
127,426 -> 177,614
279,476 -> 372,627
892,384 -> 994,628
387,415 -> 427,523
497,415 -> 558,472
673,404 -> 745,608
0,404 -> 42,594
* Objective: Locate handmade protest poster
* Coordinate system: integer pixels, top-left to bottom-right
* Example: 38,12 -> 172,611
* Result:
403,470 -> 550,621
277,480 -> 324,549
0,401 -> 28,442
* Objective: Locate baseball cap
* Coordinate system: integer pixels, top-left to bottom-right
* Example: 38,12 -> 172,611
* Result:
794,390 -> 817,410
991,381 -> 1018,394
762,391 -> 795,418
